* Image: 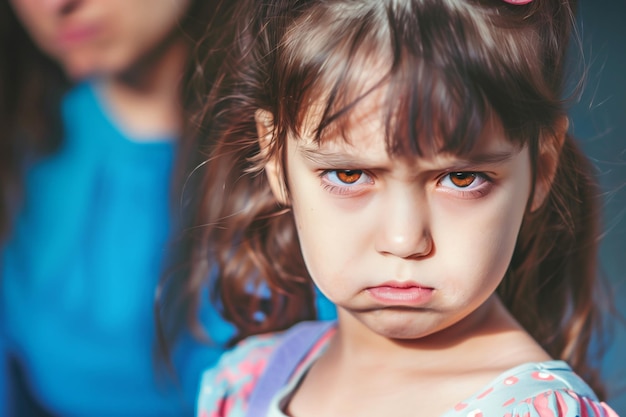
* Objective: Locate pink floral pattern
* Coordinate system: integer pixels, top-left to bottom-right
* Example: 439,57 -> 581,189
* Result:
197,329 -> 619,417
445,364 -> 619,417
197,333 -> 279,417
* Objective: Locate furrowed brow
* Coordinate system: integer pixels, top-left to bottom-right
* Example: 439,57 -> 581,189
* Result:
300,147 -> 380,168
299,144 -> 519,169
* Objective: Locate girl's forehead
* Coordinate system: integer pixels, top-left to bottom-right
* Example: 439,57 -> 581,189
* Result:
295,76 -> 513,160
296,94 -> 518,166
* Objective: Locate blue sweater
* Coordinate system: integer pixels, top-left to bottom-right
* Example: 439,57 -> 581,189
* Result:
0,82 -> 233,417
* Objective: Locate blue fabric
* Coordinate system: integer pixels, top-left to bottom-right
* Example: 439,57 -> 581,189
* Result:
0,82 -> 233,417
314,285 -> 337,321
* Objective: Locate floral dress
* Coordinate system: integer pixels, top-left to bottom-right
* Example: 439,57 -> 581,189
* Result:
197,322 -> 619,417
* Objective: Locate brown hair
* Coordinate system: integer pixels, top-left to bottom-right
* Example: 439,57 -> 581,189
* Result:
177,0 -> 610,397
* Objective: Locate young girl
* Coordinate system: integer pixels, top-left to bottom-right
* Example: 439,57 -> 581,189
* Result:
187,0 -> 619,415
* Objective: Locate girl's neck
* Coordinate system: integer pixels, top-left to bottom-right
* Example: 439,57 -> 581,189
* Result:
329,295 -> 546,371
287,297 -> 550,417
95,37 -> 188,141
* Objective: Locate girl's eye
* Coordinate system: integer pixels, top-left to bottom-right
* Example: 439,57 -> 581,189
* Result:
335,170 -> 363,184
439,172 -> 491,195
321,169 -> 373,194
448,172 -> 478,188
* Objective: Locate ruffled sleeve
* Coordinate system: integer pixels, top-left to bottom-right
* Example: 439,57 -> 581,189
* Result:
446,361 -> 621,417
196,333 -> 282,417
505,389 -> 619,417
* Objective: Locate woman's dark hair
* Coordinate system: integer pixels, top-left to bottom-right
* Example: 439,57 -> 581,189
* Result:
168,0 -> 610,398
0,0 -> 68,238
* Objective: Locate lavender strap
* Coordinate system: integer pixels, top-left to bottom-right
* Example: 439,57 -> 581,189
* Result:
244,320 -> 336,417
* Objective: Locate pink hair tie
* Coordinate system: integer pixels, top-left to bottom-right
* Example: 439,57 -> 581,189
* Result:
502,0 -> 533,4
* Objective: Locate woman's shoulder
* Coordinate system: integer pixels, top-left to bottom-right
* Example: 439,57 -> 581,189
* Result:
447,361 -> 619,417
197,332 -> 284,417
61,82 -> 97,113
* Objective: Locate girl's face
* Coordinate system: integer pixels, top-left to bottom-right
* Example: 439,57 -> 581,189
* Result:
264,97 -> 533,342
10,0 -> 191,79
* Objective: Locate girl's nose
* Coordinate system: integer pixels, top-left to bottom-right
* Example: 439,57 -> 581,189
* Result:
374,189 -> 433,259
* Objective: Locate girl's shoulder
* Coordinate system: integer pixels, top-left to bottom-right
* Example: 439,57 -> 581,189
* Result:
197,320 -> 336,417
447,361 -> 619,417
197,332 -> 282,417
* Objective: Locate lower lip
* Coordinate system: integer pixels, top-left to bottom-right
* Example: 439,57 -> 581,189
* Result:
366,286 -> 433,305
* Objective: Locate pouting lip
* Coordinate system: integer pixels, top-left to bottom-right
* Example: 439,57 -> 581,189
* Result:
365,281 -> 435,305
366,280 -> 434,290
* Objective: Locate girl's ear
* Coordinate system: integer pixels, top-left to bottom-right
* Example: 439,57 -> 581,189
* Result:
255,109 -> 289,205
530,116 -> 568,211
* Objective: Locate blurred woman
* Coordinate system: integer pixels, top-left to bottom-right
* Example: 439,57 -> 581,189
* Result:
0,0 -> 234,415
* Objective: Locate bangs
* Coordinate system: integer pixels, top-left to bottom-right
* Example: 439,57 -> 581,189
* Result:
273,0 -> 562,157
302,56 -> 493,158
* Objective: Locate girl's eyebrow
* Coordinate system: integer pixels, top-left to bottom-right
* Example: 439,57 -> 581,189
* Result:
299,144 -> 519,168
300,147 -> 380,167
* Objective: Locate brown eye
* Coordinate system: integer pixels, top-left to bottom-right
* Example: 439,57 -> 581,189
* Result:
449,172 -> 476,187
336,170 -> 362,184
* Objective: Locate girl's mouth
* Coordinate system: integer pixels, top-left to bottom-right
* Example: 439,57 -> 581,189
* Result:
366,281 -> 434,305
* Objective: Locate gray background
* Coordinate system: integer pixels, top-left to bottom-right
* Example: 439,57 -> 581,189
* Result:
570,0 -> 626,413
